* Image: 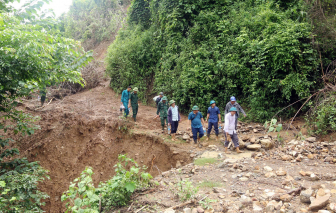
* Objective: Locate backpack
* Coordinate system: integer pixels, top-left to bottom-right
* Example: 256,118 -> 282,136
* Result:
153,95 -> 160,102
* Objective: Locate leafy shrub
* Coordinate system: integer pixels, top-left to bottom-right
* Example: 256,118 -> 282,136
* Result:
169,179 -> 199,202
61,167 -> 100,213
61,155 -> 153,212
306,95 -> 336,135
0,164 -> 49,213
106,0 -> 320,122
264,118 -> 283,132
99,154 -> 152,208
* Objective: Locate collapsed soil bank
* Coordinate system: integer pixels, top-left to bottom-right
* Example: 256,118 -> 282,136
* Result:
19,116 -> 191,212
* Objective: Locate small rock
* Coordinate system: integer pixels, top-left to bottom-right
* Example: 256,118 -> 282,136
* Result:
299,170 -> 307,176
276,168 -> 287,176
306,137 -> 316,142
183,208 -> 192,213
191,208 -> 198,213
309,194 -> 330,211
183,134 -> 190,140
265,172 -> 276,178
197,206 -> 205,213
280,194 -> 292,202
247,144 -> 261,151
224,159 -> 238,164
250,137 -> 256,143
176,161 -> 182,168
310,173 -> 320,181
329,203 -> 336,211
308,154 -> 314,159
281,155 -> 293,161
240,195 -> 252,206
253,203 -> 263,212
264,166 -> 273,172
317,188 -> 326,197
318,210 -> 331,213
266,200 -> 277,211
300,188 -> 313,203
164,208 -> 175,213
260,139 -> 274,149
240,177 -> 249,182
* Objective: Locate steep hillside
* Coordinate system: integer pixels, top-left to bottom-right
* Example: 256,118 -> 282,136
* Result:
105,0 -> 336,122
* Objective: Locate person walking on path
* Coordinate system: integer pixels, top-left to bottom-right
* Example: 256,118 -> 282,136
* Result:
155,92 -> 164,106
187,106 -> 205,147
167,100 -> 181,141
224,107 -> 243,154
206,100 -> 221,141
128,87 -> 139,122
156,96 -> 169,133
121,86 -> 132,117
225,96 -> 246,129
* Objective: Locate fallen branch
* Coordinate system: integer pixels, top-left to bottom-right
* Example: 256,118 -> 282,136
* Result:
134,205 -> 146,213
171,200 -> 193,209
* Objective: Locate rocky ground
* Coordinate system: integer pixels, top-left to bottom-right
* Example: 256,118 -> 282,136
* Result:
121,131 -> 336,213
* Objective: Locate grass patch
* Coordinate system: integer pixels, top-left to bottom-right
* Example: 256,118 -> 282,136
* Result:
194,158 -> 217,166
198,181 -> 223,188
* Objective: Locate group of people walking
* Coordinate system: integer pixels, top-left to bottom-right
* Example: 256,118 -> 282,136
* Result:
121,87 -> 246,153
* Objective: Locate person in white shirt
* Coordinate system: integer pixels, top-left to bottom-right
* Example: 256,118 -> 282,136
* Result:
224,107 -> 243,154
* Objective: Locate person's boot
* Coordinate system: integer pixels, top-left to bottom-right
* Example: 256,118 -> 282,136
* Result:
206,135 -> 210,141
133,116 -> 136,122
225,147 -> 231,154
216,135 -> 219,141
194,140 -> 198,146
171,134 -> 176,141
162,126 -> 164,133
236,147 -> 243,153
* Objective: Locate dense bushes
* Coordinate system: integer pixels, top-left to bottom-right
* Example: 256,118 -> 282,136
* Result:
106,0 -> 322,121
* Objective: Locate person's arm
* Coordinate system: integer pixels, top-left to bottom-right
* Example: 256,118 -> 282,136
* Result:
201,118 -> 205,126
238,104 -> 246,117
121,91 -> 124,103
167,107 -> 172,124
187,114 -> 191,130
217,108 -> 221,123
156,103 -> 160,118
128,94 -> 131,108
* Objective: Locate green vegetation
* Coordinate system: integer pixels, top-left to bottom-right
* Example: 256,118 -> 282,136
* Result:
199,198 -> 217,210
169,179 -> 199,202
0,0 -> 92,211
60,0 -> 131,50
198,181 -> 223,188
194,158 -> 217,166
106,0 -> 329,121
62,155 -> 152,212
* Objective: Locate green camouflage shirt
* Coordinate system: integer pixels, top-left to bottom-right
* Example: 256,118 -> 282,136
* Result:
157,101 -> 169,118
129,92 -> 138,106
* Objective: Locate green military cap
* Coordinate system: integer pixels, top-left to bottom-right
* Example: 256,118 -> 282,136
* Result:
169,100 -> 175,105
162,96 -> 168,101
133,87 -> 138,92
192,105 -> 199,110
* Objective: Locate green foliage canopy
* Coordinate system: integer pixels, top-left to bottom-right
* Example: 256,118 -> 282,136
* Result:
106,0 -> 320,121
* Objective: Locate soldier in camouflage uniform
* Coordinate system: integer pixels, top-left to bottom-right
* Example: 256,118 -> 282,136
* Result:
128,87 -> 139,122
156,96 -> 169,132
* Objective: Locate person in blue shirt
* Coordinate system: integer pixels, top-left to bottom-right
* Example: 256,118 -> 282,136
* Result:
206,100 -> 221,141
121,86 -> 132,117
188,105 -> 205,147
